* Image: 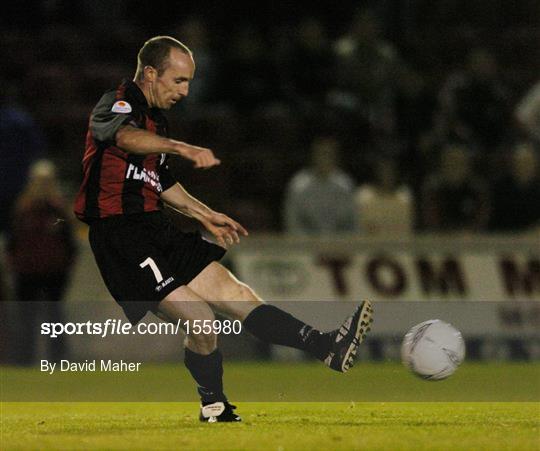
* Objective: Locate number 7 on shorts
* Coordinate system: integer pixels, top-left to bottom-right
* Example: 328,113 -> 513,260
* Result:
139,257 -> 164,283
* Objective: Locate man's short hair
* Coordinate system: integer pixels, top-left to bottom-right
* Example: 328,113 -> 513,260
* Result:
136,36 -> 192,78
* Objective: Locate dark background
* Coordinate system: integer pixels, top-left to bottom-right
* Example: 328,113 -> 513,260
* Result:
1,0 -> 539,231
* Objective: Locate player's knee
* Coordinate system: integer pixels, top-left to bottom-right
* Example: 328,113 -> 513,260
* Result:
209,263 -> 256,300
186,330 -> 217,354
216,296 -> 263,322
231,282 -> 248,300
226,280 -> 256,302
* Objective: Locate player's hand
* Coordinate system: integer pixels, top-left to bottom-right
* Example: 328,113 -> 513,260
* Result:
177,143 -> 221,168
200,211 -> 248,248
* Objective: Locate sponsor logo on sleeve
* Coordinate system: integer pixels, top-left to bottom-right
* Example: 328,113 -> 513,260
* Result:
111,101 -> 132,114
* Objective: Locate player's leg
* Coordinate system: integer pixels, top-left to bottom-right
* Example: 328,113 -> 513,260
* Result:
88,218 -> 239,422
188,262 -> 373,372
157,285 -> 241,422
159,286 -> 217,354
187,262 -> 332,361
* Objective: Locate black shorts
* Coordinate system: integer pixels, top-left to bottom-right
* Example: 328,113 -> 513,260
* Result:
88,211 -> 225,324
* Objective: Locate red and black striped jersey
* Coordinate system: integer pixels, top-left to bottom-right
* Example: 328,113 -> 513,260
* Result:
74,80 -> 176,223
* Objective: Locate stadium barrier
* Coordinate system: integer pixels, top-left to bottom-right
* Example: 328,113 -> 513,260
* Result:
228,233 -> 539,361
1,234 -> 539,362
230,233 -> 539,303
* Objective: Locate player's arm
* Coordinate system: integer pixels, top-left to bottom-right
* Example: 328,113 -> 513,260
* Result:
116,126 -> 220,168
161,183 -> 248,248
90,92 -> 219,168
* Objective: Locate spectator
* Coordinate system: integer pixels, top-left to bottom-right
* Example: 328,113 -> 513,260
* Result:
222,25 -> 280,112
284,137 -> 357,235
437,47 -> 511,150
355,156 -> 414,235
6,160 -> 77,364
330,9 -> 414,136
515,80 -> 540,142
0,80 -> 46,233
421,144 -> 490,231
489,143 -> 540,232
284,17 -> 334,108
175,17 -> 220,106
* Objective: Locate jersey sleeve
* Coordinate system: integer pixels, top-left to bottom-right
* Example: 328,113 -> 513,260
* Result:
90,91 -> 140,144
159,157 -> 177,192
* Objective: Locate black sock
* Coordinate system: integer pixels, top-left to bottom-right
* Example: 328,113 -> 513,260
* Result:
243,304 -> 332,361
184,348 -> 227,403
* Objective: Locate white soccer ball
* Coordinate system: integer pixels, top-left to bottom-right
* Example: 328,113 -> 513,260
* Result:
401,319 -> 465,380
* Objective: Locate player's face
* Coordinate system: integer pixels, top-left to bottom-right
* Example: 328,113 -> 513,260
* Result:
152,48 -> 195,109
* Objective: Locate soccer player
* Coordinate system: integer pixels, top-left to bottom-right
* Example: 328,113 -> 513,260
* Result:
74,36 -> 373,423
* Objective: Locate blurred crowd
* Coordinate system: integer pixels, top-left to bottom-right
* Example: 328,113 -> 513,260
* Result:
1,1 -> 540,235
1,1 -> 539,364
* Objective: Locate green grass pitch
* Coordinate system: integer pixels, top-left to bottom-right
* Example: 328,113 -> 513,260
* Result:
1,362 -> 539,450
